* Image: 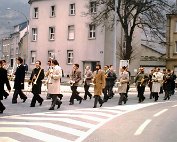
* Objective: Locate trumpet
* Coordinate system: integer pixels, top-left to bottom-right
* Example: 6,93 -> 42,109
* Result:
139,78 -> 144,86
33,75 -> 37,84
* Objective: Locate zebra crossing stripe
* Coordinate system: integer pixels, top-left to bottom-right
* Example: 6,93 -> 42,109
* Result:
26,113 -> 105,122
0,122 -> 85,137
46,110 -> 114,117
4,116 -> 95,128
72,109 -> 123,114
0,127 -> 73,142
0,137 -> 20,142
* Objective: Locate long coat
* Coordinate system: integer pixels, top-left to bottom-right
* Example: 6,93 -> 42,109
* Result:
29,67 -> 44,94
93,70 -> 105,96
152,72 -> 163,93
14,64 -> 25,89
0,67 -> 11,100
48,65 -> 62,94
70,69 -> 82,86
118,71 -> 129,93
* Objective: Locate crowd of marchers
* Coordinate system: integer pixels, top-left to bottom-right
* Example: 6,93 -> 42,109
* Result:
0,57 -> 176,114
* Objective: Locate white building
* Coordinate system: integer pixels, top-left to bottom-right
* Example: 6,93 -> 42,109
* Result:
28,0 -> 142,76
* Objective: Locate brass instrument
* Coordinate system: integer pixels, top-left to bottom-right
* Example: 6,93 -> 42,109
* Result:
33,68 -> 42,85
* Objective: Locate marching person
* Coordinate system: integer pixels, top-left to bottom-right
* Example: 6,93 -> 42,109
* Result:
12,57 -> 27,104
2,60 -> 10,99
47,59 -> 63,110
151,67 -> 163,102
28,60 -> 44,107
103,65 -> 110,102
45,60 -> 52,99
92,64 -> 105,108
0,60 -> 11,113
135,67 -> 149,103
69,64 -> 83,105
83,66 -> 93,100
118,66 -> 129,105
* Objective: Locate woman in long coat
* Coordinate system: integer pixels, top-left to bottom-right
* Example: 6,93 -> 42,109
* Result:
118,66 -> 129,105
48,60 -> 62,110
92,64 -> 105,108
0,60 -> 11,113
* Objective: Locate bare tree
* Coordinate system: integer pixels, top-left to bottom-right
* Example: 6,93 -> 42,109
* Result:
87,0 -> 174,61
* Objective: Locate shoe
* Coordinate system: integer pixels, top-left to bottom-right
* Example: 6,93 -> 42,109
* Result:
79,99 -> 83,104
142,97 -> 145,102
0,107 -> 6,113
100,102 -> 103,107
89,95 -> 92,100
49,107 -> 54,110
23,98 -> 27,103
30,105 -> 35,107
57,102 -> 62,109
39,99 -> 44,106
69,102 -> 74,105
93,106 -> 96,108
118,103 -> 122,105
123,99 -> 127,104
4,95 -> 9,99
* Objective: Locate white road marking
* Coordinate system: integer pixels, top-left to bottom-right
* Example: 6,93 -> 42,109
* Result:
0,122 -> 85,137
26,113 -> 105,122
172,105 -> 177,107
0,137 -> 20,142
0,127 -> 72,142
134,119 -> 152,136
4,116 -> 95,128
54,110 -> 115,117
153,109 -> 168,117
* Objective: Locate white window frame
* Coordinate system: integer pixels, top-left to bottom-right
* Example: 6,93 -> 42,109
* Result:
89,24 -> 96,39
69,3 -> 75,15
175,41 -> 177,53
32,28 -> 37,41
33,7 -> 39,19
31,51 -> 36,64
50,5 -> 56,17
68,25 -> 75,40
67,50 -> 73,64
90,1 -> 97,14
48,51 -> 55,59
49,27 -> 55,41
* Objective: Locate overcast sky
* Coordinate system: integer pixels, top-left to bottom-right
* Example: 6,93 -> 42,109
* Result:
0,0 -> 29,38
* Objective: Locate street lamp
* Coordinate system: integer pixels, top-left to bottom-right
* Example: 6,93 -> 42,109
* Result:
6,8 -> 29,64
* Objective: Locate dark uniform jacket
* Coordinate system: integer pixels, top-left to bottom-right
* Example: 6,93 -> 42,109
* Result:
0,67 -> 11,100
14,64 -> 25,89
29,67 -> 44,94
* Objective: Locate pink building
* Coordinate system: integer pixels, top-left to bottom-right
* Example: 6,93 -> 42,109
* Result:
28,0 -> 141,76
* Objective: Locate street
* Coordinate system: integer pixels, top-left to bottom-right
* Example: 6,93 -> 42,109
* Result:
0,83 -> 177,142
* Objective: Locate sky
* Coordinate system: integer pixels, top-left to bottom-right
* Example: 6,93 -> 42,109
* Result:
0,0 -> 29,38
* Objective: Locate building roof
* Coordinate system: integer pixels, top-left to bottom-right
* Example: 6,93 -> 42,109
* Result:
141,40 -> 166,55
14,21 -> 28,32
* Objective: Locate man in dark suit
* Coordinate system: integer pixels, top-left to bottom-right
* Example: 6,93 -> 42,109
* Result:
28,60 -> 44,107
12,57 -> 27,104
69,64 -> 83,105
0,60 -> 11,113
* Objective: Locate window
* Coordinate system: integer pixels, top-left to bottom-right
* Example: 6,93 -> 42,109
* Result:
69,4 -> 75,15
67,50 -> 73,64
68,25 -> 75,40
33,7 -> 39,18
32,28 -> 37,41
31,51 -> 36,64
49,27 -> 55,40
89,24 -> 96,39
48,51 -> 55,59
175,41 -> 177,53
50,5 -> 56,17
90,1 -> 97,13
